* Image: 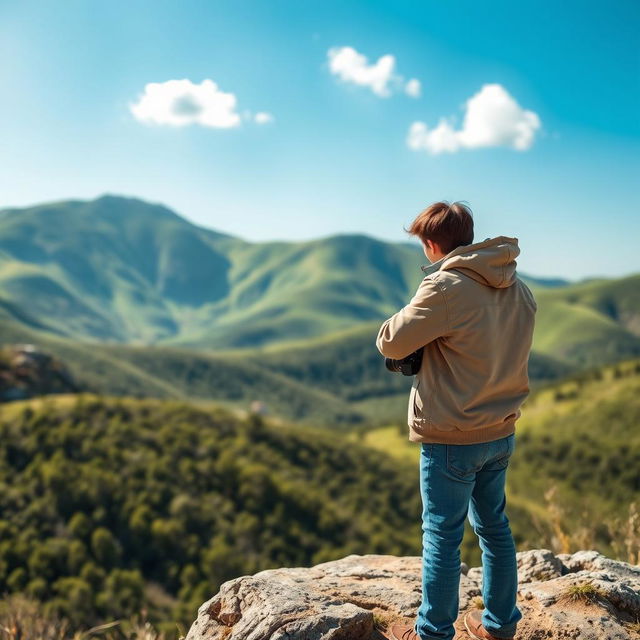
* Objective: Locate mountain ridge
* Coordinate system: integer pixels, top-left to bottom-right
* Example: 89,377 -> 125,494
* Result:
0,194 -> 637,363
0,194 -> 612,287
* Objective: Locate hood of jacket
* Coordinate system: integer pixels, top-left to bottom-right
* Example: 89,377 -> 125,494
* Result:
420,235 -> 520,289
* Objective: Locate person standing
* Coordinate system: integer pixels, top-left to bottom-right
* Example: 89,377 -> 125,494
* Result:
375,201 -> 537,640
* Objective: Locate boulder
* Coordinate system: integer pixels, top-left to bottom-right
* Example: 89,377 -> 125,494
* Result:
185,549 -> 640,640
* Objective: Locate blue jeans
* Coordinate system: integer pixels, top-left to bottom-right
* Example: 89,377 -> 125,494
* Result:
415,433 -> 522,640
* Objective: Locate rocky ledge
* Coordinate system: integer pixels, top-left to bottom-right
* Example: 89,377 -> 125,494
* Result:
185,549 -> 640,640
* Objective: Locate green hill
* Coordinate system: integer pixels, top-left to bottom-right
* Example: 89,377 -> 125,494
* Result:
0,316 -> 364,427
0,195 -> 423,348
0,311 -> 575,428
531,273 -> 640,367
0,195 -> 241,343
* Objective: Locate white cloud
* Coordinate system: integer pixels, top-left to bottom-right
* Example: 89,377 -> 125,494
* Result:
254,112 -> 274,125
405,78 -> 421,98
130,79 -> 243,128
327,46 -> 419,98
407,83 -> 541,154
407,120 -> 460,154
328,46 -> 395,97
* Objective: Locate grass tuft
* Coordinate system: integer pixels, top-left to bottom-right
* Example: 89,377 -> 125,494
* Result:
372,612 -> 389,630
560,581 -> 607,604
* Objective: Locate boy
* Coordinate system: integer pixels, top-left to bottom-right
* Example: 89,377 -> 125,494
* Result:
376,201 -> 537,640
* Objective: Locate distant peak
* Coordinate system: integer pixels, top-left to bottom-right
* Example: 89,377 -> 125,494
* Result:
92,193 -> 181,218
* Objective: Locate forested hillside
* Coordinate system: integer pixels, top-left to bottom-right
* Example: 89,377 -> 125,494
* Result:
0,395 -> 422,634
0,358 -> 638,635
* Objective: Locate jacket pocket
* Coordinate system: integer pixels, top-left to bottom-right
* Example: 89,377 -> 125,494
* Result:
414,378 -> 423,413
411,378 -> 426,423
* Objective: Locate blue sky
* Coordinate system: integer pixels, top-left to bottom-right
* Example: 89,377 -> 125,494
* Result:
1,0 -> 638,281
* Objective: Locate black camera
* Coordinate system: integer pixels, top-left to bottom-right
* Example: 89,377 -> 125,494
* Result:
384,346 -> 424,376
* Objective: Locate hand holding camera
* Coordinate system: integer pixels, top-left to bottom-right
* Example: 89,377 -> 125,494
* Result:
384,346 -> 424,376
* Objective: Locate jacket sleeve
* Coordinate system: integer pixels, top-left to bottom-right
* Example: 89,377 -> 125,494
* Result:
376,276 -> 449,359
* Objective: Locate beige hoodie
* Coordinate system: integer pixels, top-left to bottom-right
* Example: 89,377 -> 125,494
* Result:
376,236 -> 537,444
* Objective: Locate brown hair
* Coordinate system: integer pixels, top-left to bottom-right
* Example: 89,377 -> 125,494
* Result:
404,200 -> 474,255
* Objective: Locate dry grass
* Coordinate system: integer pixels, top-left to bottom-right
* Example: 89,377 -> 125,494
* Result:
541,485 -> 574,554
610,501 -> 640,566
0,594 -> 171,640
532,486 -> 640,565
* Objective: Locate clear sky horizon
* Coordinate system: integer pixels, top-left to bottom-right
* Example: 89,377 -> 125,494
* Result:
1,0 -> 638,281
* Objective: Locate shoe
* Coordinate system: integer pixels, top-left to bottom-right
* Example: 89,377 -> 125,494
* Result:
388,623 -> 421,640
463,609 -> 514,640
387,621 -> 464,640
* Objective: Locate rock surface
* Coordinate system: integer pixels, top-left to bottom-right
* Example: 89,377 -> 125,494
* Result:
185,549 -> 640,640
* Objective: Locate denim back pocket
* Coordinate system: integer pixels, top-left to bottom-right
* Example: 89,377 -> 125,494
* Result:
484,434 -> 515,471
445,442 -> 488,479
